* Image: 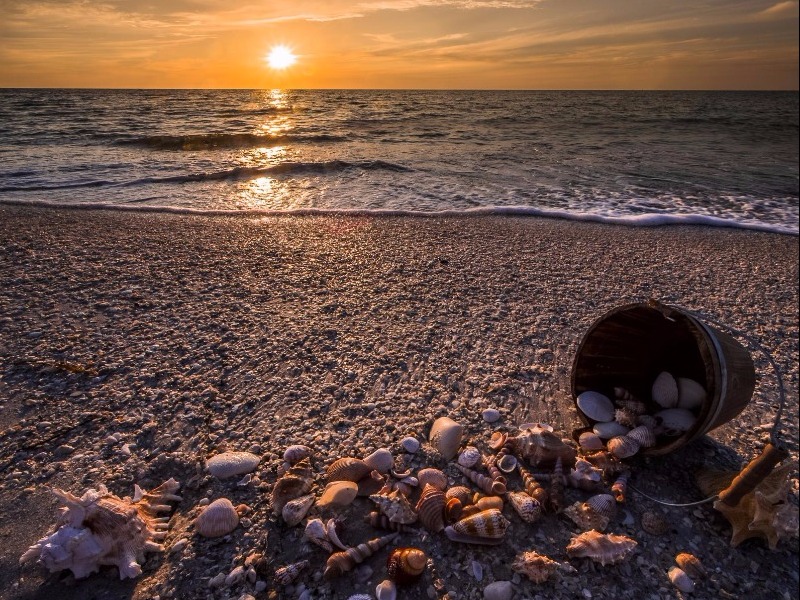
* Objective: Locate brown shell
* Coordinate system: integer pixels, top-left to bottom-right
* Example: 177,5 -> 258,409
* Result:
444,498 -> 463,523
445,486 -> 473,506
450,509 -> 509,539
415,484 -> 446,533
326,457 -> 371,482
607,435 -> 640,459
196,498 -> 239,538
511,550 -> 558,584
274,559 -> 309,585
510,428 -> 576,469
564,494 -> 616,531
489,431 -> 508,451
611,472 -> 629,503
455,464 -> 506,495
506,491 -> 542,524
676,552 -> 706,579
517,463 -> 549,505
668,566 -> 695,593
324,533 -> 399,580
417,468 -> 448,491
364,511 -> 416,533
474,495 -> 504,512
386,547 -> 427,584
271,458 -> 313,515
566,530 -> 637,565
641,510 -> 670,536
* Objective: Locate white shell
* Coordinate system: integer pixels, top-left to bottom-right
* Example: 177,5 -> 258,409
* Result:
578,431 -> 605,451
206,452 -> 261,479
401,437 -> 420,453
376,579 -> 398,600
677,377 -> 707,410
458,446 -> 481,468
282,494 -> 315,527
576,391 -> 615,422
283,445 -> 311,464
653,408 -> 696,436
196,498 -> 239,538
592,421 -> 630,440
652,371 -> 679,408
364,448 -> 394,473
627,425 -> 656,448
429,417 -> 464,460
668,566 -> 695,593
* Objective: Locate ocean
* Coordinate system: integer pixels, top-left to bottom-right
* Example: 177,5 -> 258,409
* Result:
0,89 -> 797,234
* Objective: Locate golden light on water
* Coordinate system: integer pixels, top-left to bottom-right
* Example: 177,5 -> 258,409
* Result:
266,45 -> 297,70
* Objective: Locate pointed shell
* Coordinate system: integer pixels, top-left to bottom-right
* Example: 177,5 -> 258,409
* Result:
415,484 -> 446,533
417,468 -> 448,491
677,377 -> 707,410
318,481 -> 359,509
429,417 -> 464,460
578,431 -> 605,451
386,547 -> 427,584
196,498 -> 239,538
364,449 -> 394,474
511,550 -> 558,584
364,511 -> 416,533
652,371 -> 679,408
450,509 -> 509,539
206,452 -> 261,479
654,408 -> 696,436
327,457 -> 371,482
607,435 -> 640,459
676,552 -> 706,579
593,421 -> 630,440
458,446 -> 482,468
282,494 -> 315,527
668,566 -> 695,593
304,518 -> 333,552
577,391 -> 615,422
566,530 -> 637,565
324,534 -> 399,580
274,560 -> 309,585
506,491 -> 542,524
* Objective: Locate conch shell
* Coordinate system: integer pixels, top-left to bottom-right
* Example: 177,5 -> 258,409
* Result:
511,550 -> 559,584
323,533 -> 399,579
566,530 -> 637,565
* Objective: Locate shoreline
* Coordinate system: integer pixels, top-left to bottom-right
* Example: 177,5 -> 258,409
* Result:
0,205 -> 797,599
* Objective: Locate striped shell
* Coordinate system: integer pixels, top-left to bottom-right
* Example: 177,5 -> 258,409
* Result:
417,468 -> 448,491
274,559 -> 309,585
324,533 -> 399,580
271,458 -> 313,515
386,547 -> 427,584
206,452 -> 261,479
578,431 -> 605,451
611,472 -> 629,503
455,464 -> 505,495
652,371 -> 679,408
415,484 -> 446,533
196,498 -> 239,538
450,509 -> 509,539
429,417 -> 463,460
364,449 -> 394,474
641,510 -> 670,535
327,457 -> 371,482
370,489 -> 418,525
511,550 -> 558,584
458,446 -> 482,468
506,491 -> 542,523
445,486 -> 473,506
668,566 -> 695,593
607,435 -> 640,459
282,494 -> 315,527
566,530 -> 637,565
627,425 -> 656,448
676,552 -> 706,579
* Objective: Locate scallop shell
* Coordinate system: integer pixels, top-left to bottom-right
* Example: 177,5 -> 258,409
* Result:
497,454 -> 518,473
593,421 -> 630,440
415,484 -> 446,533
386,547 -> 427,584
641,510 -> 670,535
274,560 -> 309,585
196,498 -> 239,538
576,391 -> 615,422
271,457 -> 313,515
429,417 -> 464,460
566,530 -> 637,565
511,550 -> 558,584
445,486 -> 473,506
668,566 -> 695,593
282,494 -> 315,527
677,377 -> 707,410
652,371 -> 679,408
327,457 -> 371,482
450,509 -> 509,539
19,479 -> 180,580
458,446 -> 482,468
607,435 -> 640,459
206,452 -> 261,479
653,408 -> 696,436
324,533 -> 399,580
506,491 -> 542,524
376,579 -> 397,600
578,431 -> 605,451
676,552 -> 706,579
417,468 -> 448,491
364,449 -> 394,474
370,489 -> 418,525
626,425 -> 656,448
318,481 -> 359,509
283,445 -> 311,465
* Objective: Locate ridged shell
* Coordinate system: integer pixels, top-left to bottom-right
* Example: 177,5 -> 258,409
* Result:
641,510 -> 670,535
283,445 -> 311,465
271,458 -> 313,515
497,454 -> 518,473
417,468 -> 448,491
511,550 -> 558,584
614,408 -> 639,429
386,547 -> 427,584
676,552 -> 706,579
564,494 -> 616,531
274,559 -> 309,585
506,491 -> 542,524
450,509 -> 509,539
196,498 -> 239,538
370,489 -> 418,524
327,457 -> 371,482
607,435 -> 640,459
593,421 -> 630,439
206,452 -> 261,479
653,408 -> 696,436
652,371 -> 679,408
318,481 -> 359,509
323,533 -> 399,580
445,486 -> 473,505
626,425 -> 656,448
677,377 -> 707,410
364,449 -> 394,474
668,566 -> 695,593
566,530 -> 637,565
376,579 -> 397,600
415,484 -> 446,533
578,431 -> 605,451
458,446 -> 482,468
429,417 -> 464,460
576,391 -> 615,422
282,494 -> 315,527
364,511 -> 416,533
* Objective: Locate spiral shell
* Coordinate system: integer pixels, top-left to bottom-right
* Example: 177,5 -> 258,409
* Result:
282,494 -> 315,527
611,471 -> 629,503
607,435 -> 640,459
506,491 -> 542,524
445,486 -> 473,506
458,446 -> 482,468
415,484 -> 446,533
668,566 -> 695,593
641,510 -> 670,536
196,498 -> 239,538
450,509 -> 509,539
578,431 -> 605,451
274,560 -> 309,585
429,417 -> 464,460
364,511 -> 416,533
370,489 -> 418,525
652,371 -> 679,408
323,533 -> 399,580
517,463 -> 549,506
511,550 -> 558,584
386,547 -> 427,584
549,456 -> 565,514
676,552 -> 706,579
272,458 -> 313,515
327,457 -> 371,482
566,530 -> 637,565
614,388 -> 647,415
455,464 -> 505,495
417,468 -> 448,491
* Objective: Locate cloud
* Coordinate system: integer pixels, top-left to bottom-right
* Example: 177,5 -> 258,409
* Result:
757,1 -> 799,17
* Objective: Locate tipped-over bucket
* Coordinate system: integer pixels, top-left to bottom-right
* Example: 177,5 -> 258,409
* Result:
571,300 -> 756,455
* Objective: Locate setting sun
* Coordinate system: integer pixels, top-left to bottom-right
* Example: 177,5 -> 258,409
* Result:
266,45 -> 297,70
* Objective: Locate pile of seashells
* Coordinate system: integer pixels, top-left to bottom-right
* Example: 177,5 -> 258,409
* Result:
575,370 -> 708,459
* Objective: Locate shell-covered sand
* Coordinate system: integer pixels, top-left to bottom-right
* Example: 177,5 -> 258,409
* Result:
0,206 -> 797,600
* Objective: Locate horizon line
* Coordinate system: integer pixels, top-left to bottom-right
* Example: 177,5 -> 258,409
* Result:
1,86 -> 798,92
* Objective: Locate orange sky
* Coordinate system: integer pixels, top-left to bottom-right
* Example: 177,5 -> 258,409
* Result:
1,0 -> 798,89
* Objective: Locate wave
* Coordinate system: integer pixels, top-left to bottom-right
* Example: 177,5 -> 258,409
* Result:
2,199 -> 796,236
115,132 -> 348,150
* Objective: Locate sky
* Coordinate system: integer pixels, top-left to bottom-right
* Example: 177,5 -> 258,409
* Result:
0,0 -> 798,89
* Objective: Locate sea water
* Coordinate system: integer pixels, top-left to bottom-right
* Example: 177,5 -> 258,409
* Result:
0,89 -> 797,234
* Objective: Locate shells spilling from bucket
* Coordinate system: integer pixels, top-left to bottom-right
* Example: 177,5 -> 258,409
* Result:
575,371 -> 706,458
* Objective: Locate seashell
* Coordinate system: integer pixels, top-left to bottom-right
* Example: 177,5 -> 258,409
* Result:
511,427 -> 577,470
327,457 -> 371,482
506,491 -> 542,524
676,552 -> 706,579
652,371 -> 679,408
357,470 -> 387,497
488,431 -> 508,451
564,494 -> 617,531
549,457 -> 565,514
614,408 -> 639,429
458,446 -> 482,468
636,414 -> 659,429
450,508 -> 509,539
282,494 -> 315,527
274,560 -> 309,585
567,458 -> 604,491
376,578 -> 397,600
364,448 -> 394,474
668,566 -> 695,593
611,471 -> 629,503
415,484 -> 446,533
607,435 -> 640,459
196,498 -> 239,538
283,445 -> 311,465
370,489 -> 418,525
386,547 -> 427,584
576,391 -> 615,422
206,452 -> 261,479
455,464 -> 505,495
566,530 -> 637,565
626,425 -> 656,448
641,510 -> 670,535
578,431 -> 605,451
517,463 -> 549,506
474,495 -> 504,512
318,481 -> 359,509
677,377 -> 707,410
593,421 -> 630,439
445,486 -> 473,506
482,454 -> 507,486
304,518 -> 333,552
325,518 -> 348,550
364,511 -> 416,533
401,437 -> 420,453
583,450 -> 626,476
323,533 -> 399,580
417,468 -> 448,491
496,454 -> 518,473
511,550 -> 558,584
653,408 -> 696,436
271,458 -> 313,515
445,497 -> 463,523
20,479 -> 181,580
429,417 -> 463,460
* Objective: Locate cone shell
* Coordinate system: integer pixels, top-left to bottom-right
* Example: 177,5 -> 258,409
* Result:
566,530 -> 637,565
429,417 -> 464,460
386,547 -> 427,584
196,498 -> 239,538
641,510 -> 670,535
607,435 -> 640,459
327,457 -> 371,482
417,468 -> 448,491
370,489 -> 418,525
318,481 -> 359,509
668,566 -> 695,593
282,494 -> 315,527
450,509 -> 509,539
206,451 -> 261,479
274,560 -> 309,585
511,551 -> 558,584
676,552 -> 706,579
415,484 -> 446,533
364,449 -> 394,474
506,491 -> 542,524
626,425 -> 656,448
652,371 -> 679,408
576,391 -> 615,422
458,446 -> 482,468
578,431 -> 605,451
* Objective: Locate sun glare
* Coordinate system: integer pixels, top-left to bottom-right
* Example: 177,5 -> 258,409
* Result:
266,45 -> 297,70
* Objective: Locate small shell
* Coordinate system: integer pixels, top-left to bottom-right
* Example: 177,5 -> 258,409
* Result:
566,530 -> 637,565
593,421 -> 630,440
206,452 -> 261,479
364,511 -> 416,533
677,377 -> 707,410
325,519 -> 348,551
614,408 -> 639,429
626,425 -> 656,448
272,458 -> 313,515
400,437 -> 420,453
607,435 -> 640,459
611,472 -> 629,503
324,533 -> 399,580
641,510 -> 670,535
578,431 -> 605,451
474,495 -> 504,512
482,408 -> 501,423
568,458 -> 604,491
577,391 -> 616,422
488,431 -> 507,451
327,457 -> 371,482
318,481 -> 359,509
274,560 -> 309,585
445,486 -> 473,506
496,454 -> 518,473
458,446 -> 482,469
304,518 -> 333,552
376,579 -> 397,600
370,490 -> 418,525
429,417 -> 464,460
386,547 -> 427,584
511,550 -> 558,584
364,449 -> 394,474
444,497 -> 463,523
450,509 -> 509,539
676,552 -> 706,579
283,445 -> 311,465
196,498 -> 239,538
652,371 -> 679,408
506,491 -> 542,524
668,566 -> 695,593
564,494 -> 616,531
417,468 -> 448,491
415,484 -> 446,533
282,494 -> 315,527
653,408 -> 696,436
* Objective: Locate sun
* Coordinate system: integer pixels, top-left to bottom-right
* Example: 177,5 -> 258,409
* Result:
266,45 -> 297,70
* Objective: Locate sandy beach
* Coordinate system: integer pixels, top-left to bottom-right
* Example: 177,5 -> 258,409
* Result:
0,205 -> 797,600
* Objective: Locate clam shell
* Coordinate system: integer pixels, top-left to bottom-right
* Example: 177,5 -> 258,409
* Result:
506,491 -> 542,524
607,435 -> 640,459
593,421 -> 630,440
566,530 -> 637,565
677,378 -> 707,410
576,391 -> 615,422
364,449 -> 394,474
327,457 -> 371,482
450,509 -> 509,539
283,445 -> 311,465
587,493 -> 617,519
415,484 -> 446,533
282,494 -> 315,527
318,481 -> 359,509
196,498 -> 239,538
668,566 -> 695,593
417,468 -> 448,491
206,452 -> 261,479
386,547 -> 427,584
676,552 -> 706,579
400,437 -> 420,453
652,371 -> 679,408
457,446 -> 481,468
445,486 -> 473,506
511,550 -> 558,584
653,408 -> 696,436
429,417 -> 463,460
376,579 -> 397,600
627,425 -> 656,448
578,431 -> 605,451
488,431 -> 507,451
